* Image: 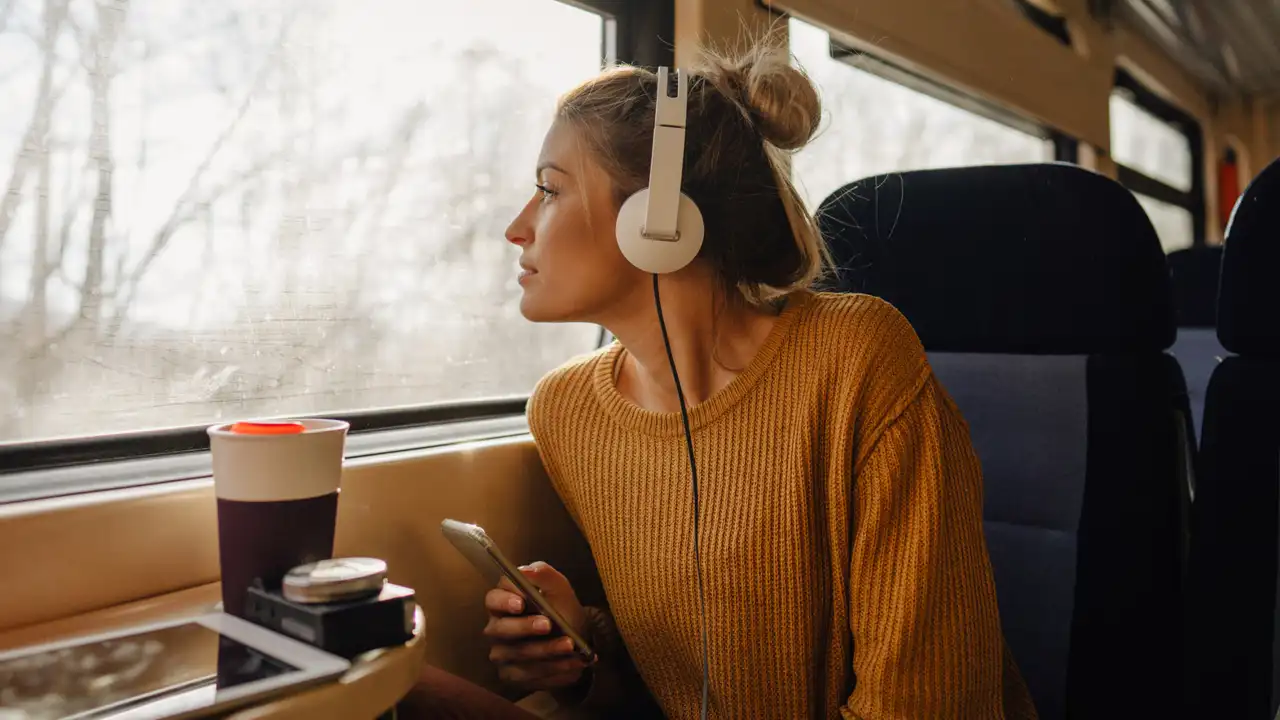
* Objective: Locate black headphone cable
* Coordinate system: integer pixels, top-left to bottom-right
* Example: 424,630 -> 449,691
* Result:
651,273 -> 709,720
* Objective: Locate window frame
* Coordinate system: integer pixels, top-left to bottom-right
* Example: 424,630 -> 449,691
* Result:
1111,67 -> 1206,247
0,398 -> 529,475
1012,0 -> 1073,48
568,0 -> 675,68
0,0 -> 672,500
1050,130 -> 1081,164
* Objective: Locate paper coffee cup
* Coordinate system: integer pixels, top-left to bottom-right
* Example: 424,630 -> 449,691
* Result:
208,419 -> 349,617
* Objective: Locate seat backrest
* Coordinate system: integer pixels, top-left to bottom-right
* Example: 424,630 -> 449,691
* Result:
1186,155 -> 1280,719
1166,246 -> 1225,435
817,163 -> 1191,720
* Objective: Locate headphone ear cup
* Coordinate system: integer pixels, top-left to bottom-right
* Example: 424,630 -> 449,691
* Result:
615,188 -> 705,274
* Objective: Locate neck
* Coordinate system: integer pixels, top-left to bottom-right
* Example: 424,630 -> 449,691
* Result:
603,267 -> 782,411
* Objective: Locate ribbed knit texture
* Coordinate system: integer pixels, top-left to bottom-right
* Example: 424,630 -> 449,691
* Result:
528,290 -> 1038,719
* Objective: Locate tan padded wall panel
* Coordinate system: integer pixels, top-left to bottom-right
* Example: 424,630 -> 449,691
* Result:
0,435 -> 596,698
761,0 -> 1113,148
0,482 -> 221,632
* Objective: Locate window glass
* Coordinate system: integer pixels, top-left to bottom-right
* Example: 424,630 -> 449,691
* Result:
788,18 -> 1054,211
0,0 -> 604,444
1135,193 -> 1195,253
1110,91 -> 1193,192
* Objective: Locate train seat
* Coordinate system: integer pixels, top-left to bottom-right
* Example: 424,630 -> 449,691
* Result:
816,162 -> 1192,720
1185,155 -> 1280,719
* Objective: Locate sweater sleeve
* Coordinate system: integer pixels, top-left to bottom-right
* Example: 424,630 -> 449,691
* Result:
841,373 -> 1010,719
549,604 -> 641,714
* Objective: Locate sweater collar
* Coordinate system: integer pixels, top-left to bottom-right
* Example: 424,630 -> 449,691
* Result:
591,290 -> 813,437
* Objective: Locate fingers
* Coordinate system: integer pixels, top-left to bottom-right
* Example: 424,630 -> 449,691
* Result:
485,587 -> 525,616
520,562 -> 570,599
502,668 -> 584,690
496,574 -> 520,596
493,567 -> 545,607
521,560 -> 553,576
484,613 -> 554,641
496,656 -> 587,687
481,561 -> 588,693
488,562 -> 571,617
489,635 -> 578,664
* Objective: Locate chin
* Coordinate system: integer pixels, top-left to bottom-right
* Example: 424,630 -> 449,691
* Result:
520,287 -> 596,324
518,292 -> 567,323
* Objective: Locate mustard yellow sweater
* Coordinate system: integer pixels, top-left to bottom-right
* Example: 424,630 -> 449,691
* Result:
527,290 -> 1038,719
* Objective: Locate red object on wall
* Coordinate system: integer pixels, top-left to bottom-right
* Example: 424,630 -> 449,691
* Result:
1220,148 -> 1240,231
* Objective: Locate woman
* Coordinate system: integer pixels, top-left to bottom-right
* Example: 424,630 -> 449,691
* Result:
400,39 -> 1038,719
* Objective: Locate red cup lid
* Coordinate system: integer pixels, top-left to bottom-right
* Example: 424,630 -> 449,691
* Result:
230,421 -> 306,435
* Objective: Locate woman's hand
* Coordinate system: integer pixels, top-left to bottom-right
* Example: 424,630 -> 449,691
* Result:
483,561 -> 594,692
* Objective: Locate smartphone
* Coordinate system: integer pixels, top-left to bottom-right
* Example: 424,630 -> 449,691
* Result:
440,518 -> 595,663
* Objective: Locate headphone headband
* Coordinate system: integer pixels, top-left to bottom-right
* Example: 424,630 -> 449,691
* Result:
643,67 -> 689,242
614,66 -> 705,275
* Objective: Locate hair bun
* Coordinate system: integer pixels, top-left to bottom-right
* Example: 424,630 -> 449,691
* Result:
704,43 -> 822,151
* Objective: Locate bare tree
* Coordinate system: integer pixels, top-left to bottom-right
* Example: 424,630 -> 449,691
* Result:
0,0 -> 68,256
0,0 -> 300,437
0,1 -> 600,440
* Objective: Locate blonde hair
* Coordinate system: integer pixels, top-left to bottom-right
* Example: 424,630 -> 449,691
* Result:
556,37 -> 831,307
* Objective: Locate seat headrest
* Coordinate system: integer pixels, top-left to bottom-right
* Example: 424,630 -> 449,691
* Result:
1218,156 -> 1280,357
1166,245 -> 1222,328
816,163 -> 1175,354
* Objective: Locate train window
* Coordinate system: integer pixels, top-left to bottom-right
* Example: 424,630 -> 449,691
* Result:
788,18 -> 1055,210
1109,69 -> 1204,250
0,0 -> 606,445
1110,92 -> 1194,192
1135,194 -> 1195,253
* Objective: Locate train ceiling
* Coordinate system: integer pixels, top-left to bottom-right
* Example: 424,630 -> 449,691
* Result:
1118,0 -> 1280,99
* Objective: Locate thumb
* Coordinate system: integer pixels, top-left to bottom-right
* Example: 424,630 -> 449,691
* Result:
519,561 -> 571,600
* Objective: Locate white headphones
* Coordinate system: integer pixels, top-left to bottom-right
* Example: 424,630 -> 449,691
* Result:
614,67 -> 706,275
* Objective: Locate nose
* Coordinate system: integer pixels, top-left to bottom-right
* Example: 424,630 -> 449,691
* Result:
504,220 -> 526,247
505,198 -> 535,247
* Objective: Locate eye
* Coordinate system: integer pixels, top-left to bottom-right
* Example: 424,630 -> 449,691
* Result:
535,183 -> 558,202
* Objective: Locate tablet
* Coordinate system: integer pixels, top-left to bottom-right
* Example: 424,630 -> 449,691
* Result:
0,612 -> 350,720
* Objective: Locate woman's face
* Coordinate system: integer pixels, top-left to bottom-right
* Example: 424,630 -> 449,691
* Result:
505,119 -> 644,324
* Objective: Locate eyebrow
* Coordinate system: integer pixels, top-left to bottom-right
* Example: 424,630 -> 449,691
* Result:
536,161 -> 570,178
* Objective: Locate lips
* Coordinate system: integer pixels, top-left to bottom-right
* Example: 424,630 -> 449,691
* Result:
518,261 -> 537,283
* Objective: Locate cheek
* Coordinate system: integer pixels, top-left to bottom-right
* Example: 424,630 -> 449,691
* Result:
546,232 -> 619,295
528,205 -> 638,316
